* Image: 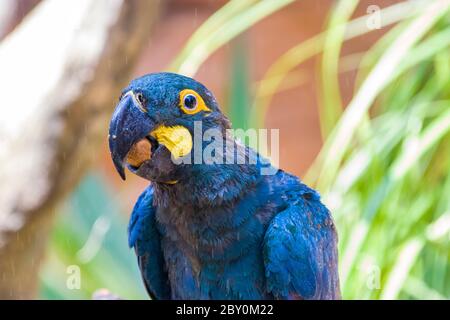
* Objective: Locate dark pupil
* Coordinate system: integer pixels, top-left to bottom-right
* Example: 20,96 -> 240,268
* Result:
137,93 -> 144,104
184,94 -> 197,110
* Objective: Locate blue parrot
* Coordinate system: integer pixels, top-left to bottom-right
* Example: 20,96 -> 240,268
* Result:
108,72 -> 340,300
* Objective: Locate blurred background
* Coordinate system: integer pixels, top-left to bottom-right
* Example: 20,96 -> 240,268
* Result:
0,0 -> 449,300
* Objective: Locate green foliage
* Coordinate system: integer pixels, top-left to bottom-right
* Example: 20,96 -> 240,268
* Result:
313,3 -> 450,299
169,0 -> 294,76
40,174 -> 147,299
228,35 -> 251,131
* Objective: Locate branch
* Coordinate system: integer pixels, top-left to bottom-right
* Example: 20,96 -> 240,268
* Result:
0,0 -> 160,299
0,0 -> 41,40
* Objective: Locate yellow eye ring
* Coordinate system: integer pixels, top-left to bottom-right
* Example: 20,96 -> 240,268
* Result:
179,89 -> 211,115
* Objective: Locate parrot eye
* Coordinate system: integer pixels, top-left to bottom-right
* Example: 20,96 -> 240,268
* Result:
183,94 -> 197,110
135,92 -> 146,106
179,89 -> 211,115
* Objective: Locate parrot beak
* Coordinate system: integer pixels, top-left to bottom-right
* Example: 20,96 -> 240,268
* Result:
108,92 -> 155,180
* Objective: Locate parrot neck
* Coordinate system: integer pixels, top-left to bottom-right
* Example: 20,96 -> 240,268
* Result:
152,140 -> 263,209
152,139 -> 285,266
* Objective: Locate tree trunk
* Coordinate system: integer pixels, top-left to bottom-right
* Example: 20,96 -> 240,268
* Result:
0,0 -> 160,299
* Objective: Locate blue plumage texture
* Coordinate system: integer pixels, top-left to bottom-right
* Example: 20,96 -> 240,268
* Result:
128,187 -> 170,299
129,167 -> 340,299
110,73 -> 340,300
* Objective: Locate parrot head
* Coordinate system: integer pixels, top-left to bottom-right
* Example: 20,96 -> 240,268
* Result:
109,72 -> 231,183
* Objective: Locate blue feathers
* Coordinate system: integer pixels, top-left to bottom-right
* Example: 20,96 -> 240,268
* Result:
263,172 -> 340,299
128,186 -> 170,299
129,168 -> 340,299
128,187 -> 153,248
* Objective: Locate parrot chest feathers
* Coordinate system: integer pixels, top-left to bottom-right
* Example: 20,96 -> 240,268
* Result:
129,167 -> 340,299
154,175 -> 281,299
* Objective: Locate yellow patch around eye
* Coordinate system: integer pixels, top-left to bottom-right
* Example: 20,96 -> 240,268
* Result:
150,125 -> 193,159
179,89 -> 211,115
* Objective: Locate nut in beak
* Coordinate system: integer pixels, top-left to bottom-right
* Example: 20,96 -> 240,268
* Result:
126,138 -> 152,168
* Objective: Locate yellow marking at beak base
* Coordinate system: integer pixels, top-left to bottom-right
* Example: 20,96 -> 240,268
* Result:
163,180 -> 178,185
150,125 -> 192,158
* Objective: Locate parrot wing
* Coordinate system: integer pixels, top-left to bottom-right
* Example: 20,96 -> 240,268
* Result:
128,186 -> 170,299
263,188 -> 340,300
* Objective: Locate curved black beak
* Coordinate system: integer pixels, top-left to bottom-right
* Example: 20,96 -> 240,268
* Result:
108,92 -> 154,180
